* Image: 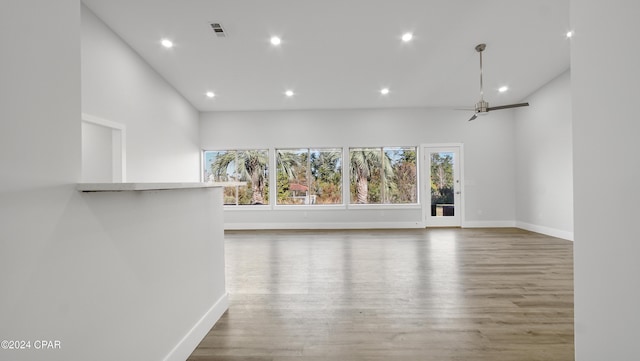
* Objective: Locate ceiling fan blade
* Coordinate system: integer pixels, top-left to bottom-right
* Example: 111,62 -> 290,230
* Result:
468,113 -> 478,121
487,102 -> 529,111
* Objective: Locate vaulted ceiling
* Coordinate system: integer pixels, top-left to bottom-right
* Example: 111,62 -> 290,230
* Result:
82,0 -> 570,112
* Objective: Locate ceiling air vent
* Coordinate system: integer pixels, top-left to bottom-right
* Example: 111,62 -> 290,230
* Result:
209,22 -> 226,38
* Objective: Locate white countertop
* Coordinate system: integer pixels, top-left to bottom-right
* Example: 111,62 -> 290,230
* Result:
76,182 -> 243,192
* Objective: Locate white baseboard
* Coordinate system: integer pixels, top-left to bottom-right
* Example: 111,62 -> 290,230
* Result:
516,221 -> 574,241
163,292 -> 229,361
223,221 -> 573,241
224,221 -> 425,230
462,220 -> 517,228
226,221 -> 522,230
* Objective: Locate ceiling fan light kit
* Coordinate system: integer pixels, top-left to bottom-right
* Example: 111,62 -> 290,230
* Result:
467,43 -> 529,121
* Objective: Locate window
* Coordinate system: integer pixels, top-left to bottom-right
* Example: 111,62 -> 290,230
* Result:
430,151 -> 454,214
203,146 -> 418,207
276,148 -> 342,205
387,147 -> 418,204
203,150 -> 269,205
349,146 -> 417,204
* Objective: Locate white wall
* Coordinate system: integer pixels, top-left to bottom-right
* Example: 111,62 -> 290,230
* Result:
81,4 -> 199,182
571,1 -> 640,360
73,187 -> 227,361
81,121 -> 114,182
515,70 -> 573,240
0,2 -> 226,360
201,107 -> 517,229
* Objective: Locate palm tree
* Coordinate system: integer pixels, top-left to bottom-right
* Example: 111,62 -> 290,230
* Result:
210,150 -> 268,204
350,148 -> 393,204
310,149 -> 342,203
276,150 -> 301,181
276,150 -> 302,204
310,150 -> 341,182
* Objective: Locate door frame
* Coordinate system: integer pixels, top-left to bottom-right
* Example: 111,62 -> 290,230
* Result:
421,143 -> 464,227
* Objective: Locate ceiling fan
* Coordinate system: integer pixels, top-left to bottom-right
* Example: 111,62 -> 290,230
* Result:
467,43 -> 529,121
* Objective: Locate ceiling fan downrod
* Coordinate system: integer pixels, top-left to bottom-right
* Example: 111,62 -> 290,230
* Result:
476,43 -> 486,102
473,43 -> 489,115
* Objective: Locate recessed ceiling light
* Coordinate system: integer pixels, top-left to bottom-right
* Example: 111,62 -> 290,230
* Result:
161,39 -> 173,48
401,33 -> 413,42
285,90 -> 294,97
380,88 -> 390,95
206,91 -> 215,98
270,36 -> 282,46
566,30 -> 574,38
498,86 -> 509,93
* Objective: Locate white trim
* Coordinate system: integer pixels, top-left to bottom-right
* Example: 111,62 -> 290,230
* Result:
458,144 -> 466,226
81,113 -> 126,130
223,204 -> 271,211
200,150 -> 205,182
266,204 -> 422,211
342,146 -> 350,205
162,292 -> 229,361
274,204 -> 347,210
516,221 -> 574,241
347,203 -> 421,210
76,182 -> 221,192
224,221 -> 425,230
422,143 -> 464,227
462,220 -> 517,228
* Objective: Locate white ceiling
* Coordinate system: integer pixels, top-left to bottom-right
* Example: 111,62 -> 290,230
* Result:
82,0 -> 570,112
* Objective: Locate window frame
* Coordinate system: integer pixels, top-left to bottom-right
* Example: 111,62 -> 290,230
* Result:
202,145 -> 420,210
274,147 -> 345,208
202,149 -> 271,208
347,145 -> 420,207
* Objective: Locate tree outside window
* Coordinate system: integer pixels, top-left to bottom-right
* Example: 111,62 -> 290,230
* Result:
204,150 -> 269,205
349,147 -> 417,204
204,146 -> 417,206
276,148 -> 342,205
430,152 -> 454,206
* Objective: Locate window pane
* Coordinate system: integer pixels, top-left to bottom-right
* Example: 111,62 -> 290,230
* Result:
204,150 -> 235,182
204,149 -> 268,205
430,152 -> 454,215
205,150 -> 238,205
236,150 -> 269,205
310,148 -> 342,204
276,149 -> 308,205
206,146 -> 417,207
350,147 -> 418,205
349,148 -> 382,204
386,147 -> 417,204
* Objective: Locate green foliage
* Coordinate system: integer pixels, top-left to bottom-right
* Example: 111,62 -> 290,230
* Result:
350,147 -> 416,204
392,161 -> 417,203
210,150 -> 269,205
350,148 -> 391,204
310,150 -> 342,204
276,170 -> 291,204
276,149 -> 303,205
430,153 -> 454,205
223,187 -> 236,205
388,148 -> 417,203
277,149 -> 342,204
210,147 -> 420,206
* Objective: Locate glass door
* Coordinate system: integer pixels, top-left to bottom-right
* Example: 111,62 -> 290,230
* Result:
424,146 -> 462,227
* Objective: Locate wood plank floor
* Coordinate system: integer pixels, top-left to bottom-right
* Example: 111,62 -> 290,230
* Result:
188,228 -> 574,361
